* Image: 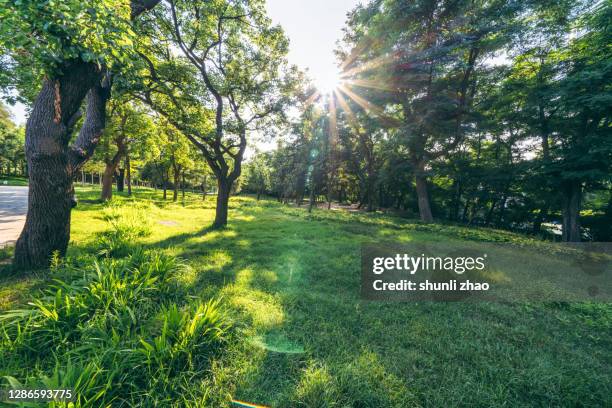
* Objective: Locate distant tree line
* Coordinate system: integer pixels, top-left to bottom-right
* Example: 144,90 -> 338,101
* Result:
0,103 -> 26,177
241,0 -> 611,242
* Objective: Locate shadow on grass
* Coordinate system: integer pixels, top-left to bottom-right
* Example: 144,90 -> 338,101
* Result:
3,196 -> 610,407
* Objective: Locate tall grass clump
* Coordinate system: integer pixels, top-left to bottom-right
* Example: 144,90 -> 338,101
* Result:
97,202 -> 153,258
0,247 -> 233,406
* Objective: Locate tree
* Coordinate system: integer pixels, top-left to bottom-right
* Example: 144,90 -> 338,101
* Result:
552,2 -> 612,241
338,0 -> 519,222
243,152 -> 271,200
95,99 -> 156,200
137,0 -> 296,228
0,0 -> 161,268
0,103 -> 25,176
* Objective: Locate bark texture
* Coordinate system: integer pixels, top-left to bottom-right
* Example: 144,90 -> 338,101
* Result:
214,179 -> 232,228
13,0 -> 160,269
14,62 -> 107,269
413,160 -> 434,222
101,136 -> 126,201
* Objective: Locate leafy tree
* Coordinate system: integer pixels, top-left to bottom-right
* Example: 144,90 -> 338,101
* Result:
551,2 -> 612,241
0,0 -> 161,268
136,0 -> 297,227
338,0 -> 520,221
95,99 -> 156,200
243,152 -> 272,200
0,103 -> 25,176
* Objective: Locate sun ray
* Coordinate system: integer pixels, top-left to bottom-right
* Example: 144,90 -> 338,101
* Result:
333,88 -> 359,130
344,78 -> 399,92
329,92 -> 339,144
337,84 -> 401,127
303,90 -> 321,108
337,84 -> 385,116
340,53 -> 396,78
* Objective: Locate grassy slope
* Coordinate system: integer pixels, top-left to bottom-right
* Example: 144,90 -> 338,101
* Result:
1,186 -> 610,407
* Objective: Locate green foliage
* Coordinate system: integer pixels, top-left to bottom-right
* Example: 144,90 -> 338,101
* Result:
0,103 -> 25,176
0,0 -> 134,75
242,152 -> 272,196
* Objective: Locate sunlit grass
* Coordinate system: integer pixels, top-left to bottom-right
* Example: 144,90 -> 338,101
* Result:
0,187 -> 610,406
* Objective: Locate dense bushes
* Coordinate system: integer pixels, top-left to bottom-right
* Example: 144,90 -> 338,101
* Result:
0,207 -> 233,407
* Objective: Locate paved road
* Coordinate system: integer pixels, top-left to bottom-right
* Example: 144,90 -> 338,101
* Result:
0,186 -> 28,246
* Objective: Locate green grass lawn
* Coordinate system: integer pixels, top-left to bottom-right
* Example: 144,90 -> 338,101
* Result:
1,186 -> 610,407
0,175 -> 28,186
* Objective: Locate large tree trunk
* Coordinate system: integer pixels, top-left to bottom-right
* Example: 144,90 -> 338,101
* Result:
413,160 -> 433,222
14,150 -> 74,269
562,180 -> 582,242
13,0 -> 160,270
213,178 -> 232,228
14,62 -> 104,269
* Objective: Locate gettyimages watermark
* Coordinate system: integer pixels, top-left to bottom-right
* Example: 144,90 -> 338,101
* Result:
361,242 -> 611,302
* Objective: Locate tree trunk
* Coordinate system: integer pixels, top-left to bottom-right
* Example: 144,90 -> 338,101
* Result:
101,162 -> 115,201
126,153 -> 132,196
308,186 -> 316,213
202,175 -> 207,200
213,178 -> 232,228
450,179 -> 462,221
181,171 -> 185,200
367,186 -> 375,212
14,62 -> 104,269
562,180 -> 582,242
101,145 -> 125,201
172,167 -> 180,202
13,151 -> 74,269
413,160 -> 433,222
496,195 -> 508,227
116,168 -> 125,192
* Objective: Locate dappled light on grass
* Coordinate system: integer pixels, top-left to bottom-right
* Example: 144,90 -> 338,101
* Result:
223,284 -> 285,330
2,191 -> 610,406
